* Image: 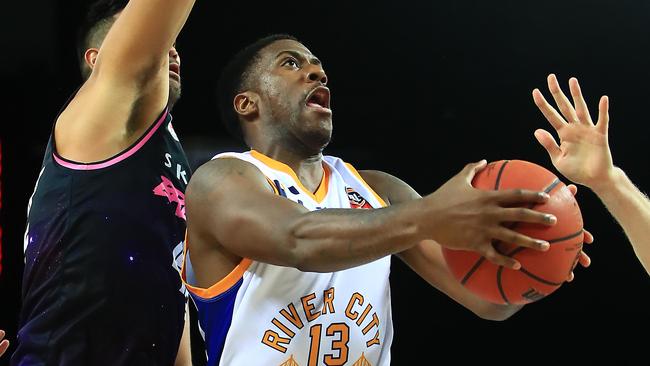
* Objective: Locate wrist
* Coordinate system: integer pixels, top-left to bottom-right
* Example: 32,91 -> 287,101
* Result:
590,167 -> 625,197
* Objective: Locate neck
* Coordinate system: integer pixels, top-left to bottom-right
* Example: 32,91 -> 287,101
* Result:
253,144 -> 325,194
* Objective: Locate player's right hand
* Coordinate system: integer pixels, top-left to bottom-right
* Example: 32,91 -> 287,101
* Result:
423,160 -> 556,269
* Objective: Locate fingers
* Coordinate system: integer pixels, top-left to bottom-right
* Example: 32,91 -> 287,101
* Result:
547,74 -> 580,124
534,129 -> 562,162
578,251 -> 591,267
567,184 -> 578,196
596,95 -> 610,134
498,207 -> 557,226
482,245 -> 521,270
462,160 -> 487,184
492,227 -> 551,252
493,188 -> 551,206
532,88 -> 567,131
547,75 -> 576,120
568,77 -> 594,125
567,271 -> 575,282
583,229 -> 594,244
567,250 -> 591,282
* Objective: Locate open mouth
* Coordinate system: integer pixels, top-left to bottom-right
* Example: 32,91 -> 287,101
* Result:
169,63 -> 181,80
305,86 -> 331,113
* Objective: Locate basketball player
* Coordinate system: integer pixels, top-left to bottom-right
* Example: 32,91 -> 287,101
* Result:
181,35 -> 590,365
534,74 -> 650,275
11,0 -> 196,364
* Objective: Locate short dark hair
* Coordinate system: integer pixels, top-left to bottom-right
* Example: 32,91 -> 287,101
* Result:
216,34 -> 298,142
76,0 -> 129,79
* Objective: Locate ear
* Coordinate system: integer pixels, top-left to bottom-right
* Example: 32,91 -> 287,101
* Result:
84,48 -> 100,71
233,92 -> 260,120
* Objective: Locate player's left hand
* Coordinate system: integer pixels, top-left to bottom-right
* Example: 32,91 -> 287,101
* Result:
566,184 -> 592,282
0,329 -> 9,357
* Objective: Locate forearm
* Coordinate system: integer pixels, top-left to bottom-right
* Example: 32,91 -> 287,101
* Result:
591,167 -> 650,273
285,203 -> 428,272
399,241 -> 524,321
98,0 -> 195,78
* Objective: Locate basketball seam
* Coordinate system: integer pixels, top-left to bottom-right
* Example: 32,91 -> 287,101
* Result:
494,160 -> 509,190
496,266 -> 510,304
518,267 -> 564,287
504,234 -> 584,292
547,229 -> 584,244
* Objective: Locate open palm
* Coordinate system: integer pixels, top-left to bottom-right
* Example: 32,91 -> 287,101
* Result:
532,74 -> 614,189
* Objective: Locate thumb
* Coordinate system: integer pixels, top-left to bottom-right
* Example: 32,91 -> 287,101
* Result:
462,159 -> 487,184
534,129 -> 562,163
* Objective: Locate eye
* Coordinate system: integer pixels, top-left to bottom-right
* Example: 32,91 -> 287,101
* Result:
282,58 -> 300,69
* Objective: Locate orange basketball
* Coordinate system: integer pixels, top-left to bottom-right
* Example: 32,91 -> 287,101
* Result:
441,160 -> 584,304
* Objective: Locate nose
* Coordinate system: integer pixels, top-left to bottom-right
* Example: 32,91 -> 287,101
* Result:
169,47 -> 180,64
307,66 -> 327,85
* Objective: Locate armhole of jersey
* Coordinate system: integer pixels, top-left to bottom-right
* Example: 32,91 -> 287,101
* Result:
182,245 -> 252,300
344,162 -> 388,208
52,107 -> 170,171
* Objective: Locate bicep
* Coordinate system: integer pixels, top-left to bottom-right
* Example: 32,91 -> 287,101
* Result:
186,158 -> 310,267
358,170 -> 421,205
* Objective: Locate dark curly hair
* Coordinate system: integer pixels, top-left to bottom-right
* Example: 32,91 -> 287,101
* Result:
76,0 -> 129,79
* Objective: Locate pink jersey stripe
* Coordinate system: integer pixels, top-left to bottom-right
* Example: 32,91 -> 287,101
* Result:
53,109 -> 169,171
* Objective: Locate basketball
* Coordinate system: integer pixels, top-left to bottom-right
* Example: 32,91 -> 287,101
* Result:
442,160 -> 584,304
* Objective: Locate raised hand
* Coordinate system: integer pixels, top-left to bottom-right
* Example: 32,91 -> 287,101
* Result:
532,74 -> 614,191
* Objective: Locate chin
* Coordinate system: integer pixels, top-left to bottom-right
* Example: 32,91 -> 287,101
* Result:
304,127 -> 332,151
168,84 -> 182,109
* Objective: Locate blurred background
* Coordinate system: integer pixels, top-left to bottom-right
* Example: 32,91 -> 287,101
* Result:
1,0 -> 649,364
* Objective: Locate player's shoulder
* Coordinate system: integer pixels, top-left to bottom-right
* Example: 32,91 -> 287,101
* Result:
189,153 -> 266,193
357,170 -> 420,205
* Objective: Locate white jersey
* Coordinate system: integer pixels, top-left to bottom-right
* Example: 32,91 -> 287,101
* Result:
182,150 -> 393,366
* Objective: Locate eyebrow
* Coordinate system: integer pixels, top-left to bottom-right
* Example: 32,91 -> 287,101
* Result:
276,50 -> 321,66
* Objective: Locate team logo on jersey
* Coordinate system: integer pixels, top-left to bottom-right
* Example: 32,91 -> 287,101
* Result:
347,188 -> 373,209
153,175 -> 186,220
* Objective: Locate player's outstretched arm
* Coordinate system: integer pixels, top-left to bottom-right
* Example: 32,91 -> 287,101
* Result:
56,0 -> 196,162
0,330 -> 9,357
361,171 -> 593,319
360,170 -> 530,320
185,158 -> 553,275
533,74 -> 650,275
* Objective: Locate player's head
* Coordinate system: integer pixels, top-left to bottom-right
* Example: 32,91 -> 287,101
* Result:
218,35 -> 331,153
76,0 -> 182,106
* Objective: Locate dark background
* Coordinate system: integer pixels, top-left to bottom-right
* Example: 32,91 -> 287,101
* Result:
2,0 -> 650,364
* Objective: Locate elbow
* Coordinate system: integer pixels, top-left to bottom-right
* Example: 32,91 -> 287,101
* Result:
286,239 -> 320,273
476,312 -> 511,322
473,304 -> 522,321
281,226 -> 310,272
284,217 -> 317,272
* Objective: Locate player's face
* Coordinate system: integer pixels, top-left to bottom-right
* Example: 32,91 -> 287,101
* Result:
254,40 -> 332,151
